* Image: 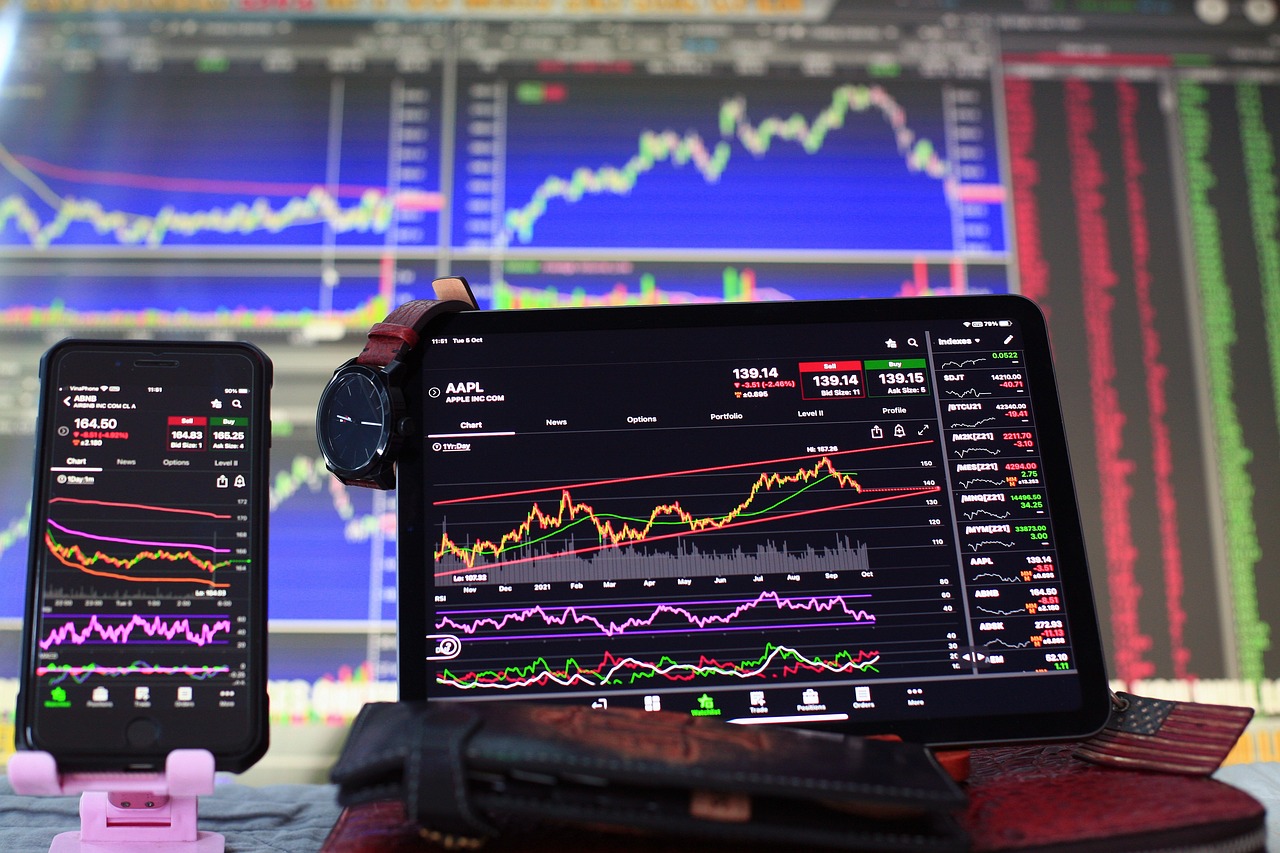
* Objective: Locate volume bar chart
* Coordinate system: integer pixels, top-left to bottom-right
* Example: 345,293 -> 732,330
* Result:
447,259 -> 1010,311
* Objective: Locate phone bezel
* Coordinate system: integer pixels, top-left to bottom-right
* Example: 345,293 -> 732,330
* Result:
17,339 -> 272,773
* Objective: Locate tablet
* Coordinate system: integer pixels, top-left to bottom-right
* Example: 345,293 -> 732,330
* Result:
396,293 -> 1111,745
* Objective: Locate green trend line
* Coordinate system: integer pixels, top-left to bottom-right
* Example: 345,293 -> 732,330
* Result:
41,661 -> 231,685
439,642 -> 881,690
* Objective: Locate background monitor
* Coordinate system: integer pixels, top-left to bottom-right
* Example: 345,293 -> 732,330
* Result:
0,0 -> 1278,727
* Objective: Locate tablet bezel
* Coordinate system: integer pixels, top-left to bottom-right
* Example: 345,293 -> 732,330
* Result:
396,293 -> 1111,746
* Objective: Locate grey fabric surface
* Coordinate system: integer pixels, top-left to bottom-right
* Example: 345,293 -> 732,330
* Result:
0,764 -> 1276,851
1215,762 -> 1280,851
0,778 -> 342,852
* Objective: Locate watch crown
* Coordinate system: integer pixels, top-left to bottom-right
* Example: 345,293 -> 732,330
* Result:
396,416 -> 415,437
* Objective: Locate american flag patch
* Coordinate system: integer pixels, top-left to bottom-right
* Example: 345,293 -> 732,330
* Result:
1074,692 -> 1254,775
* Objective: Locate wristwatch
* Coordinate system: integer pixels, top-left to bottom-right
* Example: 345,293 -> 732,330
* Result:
316,276 -> 477,489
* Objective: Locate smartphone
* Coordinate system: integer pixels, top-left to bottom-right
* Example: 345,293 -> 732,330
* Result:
17,340 -> 271,773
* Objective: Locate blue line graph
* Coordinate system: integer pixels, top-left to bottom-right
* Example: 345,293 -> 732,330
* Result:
0,71 -> 441,251
454,75 -> 1006,253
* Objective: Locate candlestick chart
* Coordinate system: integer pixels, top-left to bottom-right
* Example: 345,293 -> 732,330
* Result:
432,449 -> 937,581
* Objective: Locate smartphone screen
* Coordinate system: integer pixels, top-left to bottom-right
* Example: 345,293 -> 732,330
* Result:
18,340 -> 271,772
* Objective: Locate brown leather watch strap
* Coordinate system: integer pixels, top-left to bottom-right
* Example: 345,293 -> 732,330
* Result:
355,277 -> 477,368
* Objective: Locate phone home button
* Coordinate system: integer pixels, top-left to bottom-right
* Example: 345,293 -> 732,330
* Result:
126,717 -> 160,748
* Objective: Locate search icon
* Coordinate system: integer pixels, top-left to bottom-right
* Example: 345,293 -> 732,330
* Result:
231,399 -> 243,408
907,337 -> 919,347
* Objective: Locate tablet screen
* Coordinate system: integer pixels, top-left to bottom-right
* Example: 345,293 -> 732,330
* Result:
397,294 -> 1110,744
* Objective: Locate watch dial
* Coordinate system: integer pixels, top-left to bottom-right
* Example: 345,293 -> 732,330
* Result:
318,370 -> 391,474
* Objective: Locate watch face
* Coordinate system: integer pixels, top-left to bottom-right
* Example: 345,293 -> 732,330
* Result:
317,367 -> 393,476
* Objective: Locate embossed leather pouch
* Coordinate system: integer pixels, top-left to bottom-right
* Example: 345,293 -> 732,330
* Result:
328,701 -> 968,851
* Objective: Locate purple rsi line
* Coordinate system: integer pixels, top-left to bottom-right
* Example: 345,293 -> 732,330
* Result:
453,619 -> 875,643
40,613 -> 233,650
442,593 -> 872,615
46,519 -> 230,553
434,590 -> 876,638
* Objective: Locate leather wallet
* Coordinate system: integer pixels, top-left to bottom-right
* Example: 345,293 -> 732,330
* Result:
329,701 -> 968,851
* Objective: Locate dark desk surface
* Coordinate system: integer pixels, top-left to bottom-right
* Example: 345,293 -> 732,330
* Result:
1,747 -> 1275,852
320,745 -> 1273,853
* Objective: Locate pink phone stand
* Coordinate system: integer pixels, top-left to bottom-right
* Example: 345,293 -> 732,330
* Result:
8,749 -> 224,852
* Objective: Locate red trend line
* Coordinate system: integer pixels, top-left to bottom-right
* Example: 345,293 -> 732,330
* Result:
49,497 -> 231,519
15,153 -> 383,199
435,441 -> 934,506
